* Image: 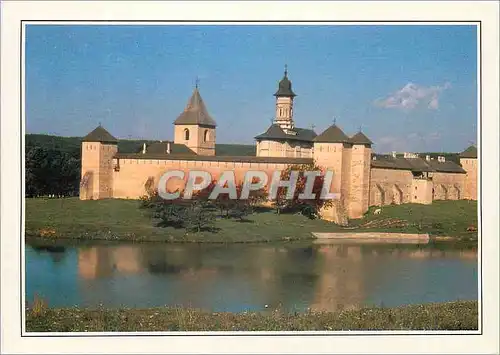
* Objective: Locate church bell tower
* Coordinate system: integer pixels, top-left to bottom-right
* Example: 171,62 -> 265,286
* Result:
273,65 -> 296,133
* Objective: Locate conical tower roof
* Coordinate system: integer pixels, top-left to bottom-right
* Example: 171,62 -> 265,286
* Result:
313,124 -> 350,143
460,145 -> 477,158
82,125 -> 117,144
174,88 -> 217,127
350,131 -> 373,145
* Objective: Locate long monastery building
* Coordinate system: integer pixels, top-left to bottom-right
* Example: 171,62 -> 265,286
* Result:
80,68 -> 478,224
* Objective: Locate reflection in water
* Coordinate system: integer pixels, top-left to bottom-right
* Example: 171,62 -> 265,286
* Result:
32,245 -> 66,253
32,245 -> 67,263
78,248 -> 99,280
26,243 -> 478,312
311,245 -> 364,312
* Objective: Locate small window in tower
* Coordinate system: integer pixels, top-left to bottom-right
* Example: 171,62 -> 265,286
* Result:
204,130 -> 209,142
184,128 -> 190,140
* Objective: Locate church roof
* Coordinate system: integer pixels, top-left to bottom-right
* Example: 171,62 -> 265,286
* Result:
142,141 -> 196,155
174,88 -> 217,127
313,124 -> 350,143
370,154 -> 466,174
254,124 -> 317,143
459,145 -> 477,158
82,125 -> 117,144
274,67 -> 296,97
349,131 -> 373,145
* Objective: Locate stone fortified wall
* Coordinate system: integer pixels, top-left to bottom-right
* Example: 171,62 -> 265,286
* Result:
369,168 -> 467,206
431,172 -> 465,200
111,157 -> 311,199
369,168 -> 414,206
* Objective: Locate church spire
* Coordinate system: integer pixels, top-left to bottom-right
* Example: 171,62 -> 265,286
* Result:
273,66 -> 296,132
173,87 -> 217,127
274,65 -> 296,98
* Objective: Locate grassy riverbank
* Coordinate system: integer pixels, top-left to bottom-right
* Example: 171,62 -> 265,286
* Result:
25,198 -> 478,243
26,301 -> 478,332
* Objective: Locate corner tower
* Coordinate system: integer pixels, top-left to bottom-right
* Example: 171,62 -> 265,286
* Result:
313,124 -> 352,225
459,145 -> 478,200
80,125 -> 118,200
174,85 -> 217,156
348,131 -> 373,218
273,65 -> 296,133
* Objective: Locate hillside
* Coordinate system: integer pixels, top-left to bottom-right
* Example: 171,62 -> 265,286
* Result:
25,134 -> 256,156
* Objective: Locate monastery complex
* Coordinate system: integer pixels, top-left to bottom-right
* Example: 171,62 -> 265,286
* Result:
80,68 -> 478,224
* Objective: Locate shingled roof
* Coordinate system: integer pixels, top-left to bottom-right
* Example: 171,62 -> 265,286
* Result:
174,88 -> 217,127
460,145 -> 477,158
82,125 -> 117,144
274,66 -> 296,97
140,141 -> 196,155
349,131 -> 373,145
254,124 -> 317,143
371,155 -> 466,174
114,152 -> 314,165
313,124 -> 350,143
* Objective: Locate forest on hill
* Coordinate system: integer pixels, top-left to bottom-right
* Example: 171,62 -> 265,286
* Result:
25,134 -> 256,197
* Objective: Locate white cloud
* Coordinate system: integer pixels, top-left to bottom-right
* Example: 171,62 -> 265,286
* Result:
374,82 -> 451,111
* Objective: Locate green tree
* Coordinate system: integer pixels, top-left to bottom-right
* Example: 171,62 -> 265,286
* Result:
274,163 -> 333,218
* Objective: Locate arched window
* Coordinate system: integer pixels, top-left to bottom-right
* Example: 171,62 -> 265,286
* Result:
204,130 -> 209,142
184,128 -> 190,140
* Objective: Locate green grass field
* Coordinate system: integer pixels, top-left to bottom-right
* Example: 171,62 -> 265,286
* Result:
26,301 -> 478,332
25,198 -> 478,243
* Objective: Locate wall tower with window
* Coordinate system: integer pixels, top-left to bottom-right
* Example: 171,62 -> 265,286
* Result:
173,85 -> 217,156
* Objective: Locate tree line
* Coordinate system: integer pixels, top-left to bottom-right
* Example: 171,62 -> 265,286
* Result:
25,135 -> 82,197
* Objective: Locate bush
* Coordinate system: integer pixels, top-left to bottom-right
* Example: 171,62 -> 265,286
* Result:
154,201 -> 187,229
183,201 -> 218,232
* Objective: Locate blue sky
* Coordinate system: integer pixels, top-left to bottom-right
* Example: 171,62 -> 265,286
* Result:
26,25 -> 477,153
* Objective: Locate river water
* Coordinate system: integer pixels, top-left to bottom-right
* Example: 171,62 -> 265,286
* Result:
25,242 -> 478,312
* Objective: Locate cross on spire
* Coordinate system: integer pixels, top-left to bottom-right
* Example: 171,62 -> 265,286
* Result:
333,117 -> 337,125
358,125 -> 362,133
195,76 -> 200,89
98,121 -> 102,127
311,124 -> 316,131
284,64 -> 288,77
